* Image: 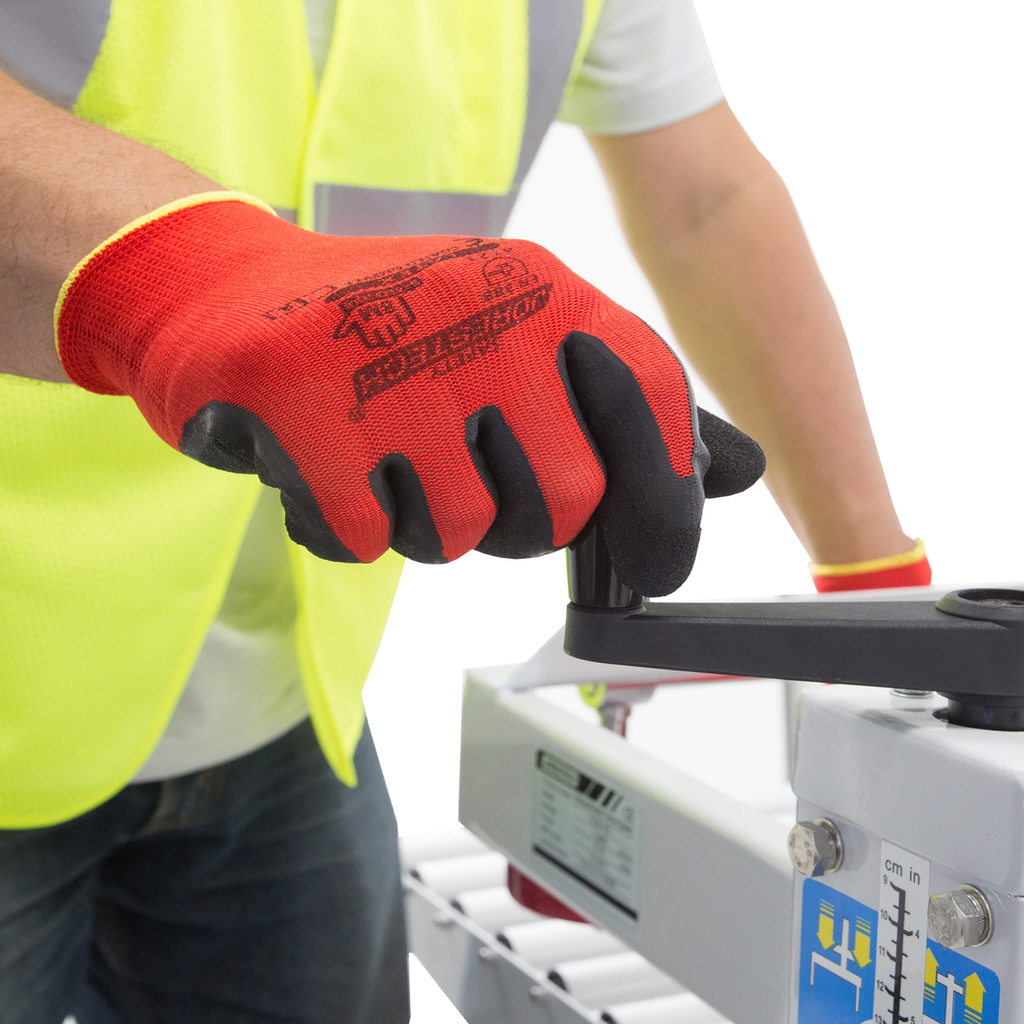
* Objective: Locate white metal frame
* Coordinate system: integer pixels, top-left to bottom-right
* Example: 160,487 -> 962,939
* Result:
458,665 -> 793,1024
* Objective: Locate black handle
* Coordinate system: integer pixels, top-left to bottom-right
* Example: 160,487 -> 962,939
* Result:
564,548 -> 1024,729
566,521 -> 643,609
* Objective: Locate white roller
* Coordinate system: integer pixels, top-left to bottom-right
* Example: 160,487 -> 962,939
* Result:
498,918 -> 627,968
409,850 -> 507,900
399,827 -> 490,871
450,885 -> 544,932
599,992 -> 728,1024
549,950 -> 685,1009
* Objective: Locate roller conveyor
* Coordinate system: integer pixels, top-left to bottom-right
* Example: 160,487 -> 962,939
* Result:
403,828 -> 728,1023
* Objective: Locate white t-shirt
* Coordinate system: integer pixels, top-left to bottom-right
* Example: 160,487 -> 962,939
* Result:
133,0 -> 724,782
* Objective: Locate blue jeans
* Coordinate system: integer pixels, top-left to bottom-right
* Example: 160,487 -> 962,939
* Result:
0,720 -> 409,1024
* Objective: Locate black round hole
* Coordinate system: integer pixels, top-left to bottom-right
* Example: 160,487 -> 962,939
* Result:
955,588 -> 1024,607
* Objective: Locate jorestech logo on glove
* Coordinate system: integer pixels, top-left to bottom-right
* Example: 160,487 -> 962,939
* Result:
261,239 -> 552,419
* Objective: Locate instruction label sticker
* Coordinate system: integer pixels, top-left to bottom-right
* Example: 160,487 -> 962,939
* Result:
874,841 -> 931,1024
531,749 -> 640,921
798,878 -> 877,1024
924,942 -> 1000,1024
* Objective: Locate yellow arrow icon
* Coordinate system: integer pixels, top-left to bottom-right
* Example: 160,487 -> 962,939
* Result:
854,929 -> 872,968
817,912 -> 834,950
925,947 -> 938,987
965,973 -> 986,1013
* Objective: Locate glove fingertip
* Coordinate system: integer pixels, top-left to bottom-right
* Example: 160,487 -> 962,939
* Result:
696,407 -> 766,498
180,400 -> 365,563
279,489 -> 363,563
604,521 -> 701,598
369,453 -> 447,564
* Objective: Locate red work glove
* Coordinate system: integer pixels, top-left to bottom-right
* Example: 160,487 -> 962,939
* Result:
810,539 -> 931,592
57,193 -> 764,596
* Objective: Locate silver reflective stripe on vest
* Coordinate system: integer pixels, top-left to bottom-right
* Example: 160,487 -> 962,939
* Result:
313,186 -> 518,238
515,0 -> 585,184
0,0 -> 111,109
315,0 -> 585,238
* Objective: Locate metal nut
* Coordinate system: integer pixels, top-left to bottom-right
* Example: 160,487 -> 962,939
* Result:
890,688 -> 936,711
929,885 -> 992,948
788,818 -> 844,876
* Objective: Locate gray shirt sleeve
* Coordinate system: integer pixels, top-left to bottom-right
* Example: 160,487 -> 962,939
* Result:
558,0 -> 725,135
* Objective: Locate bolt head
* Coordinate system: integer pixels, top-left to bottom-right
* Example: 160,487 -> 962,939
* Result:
788,819 -> 843,876
929,886 -> 992,949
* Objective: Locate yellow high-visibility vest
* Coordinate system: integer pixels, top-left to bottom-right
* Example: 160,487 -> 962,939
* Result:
0,0 -> 602,827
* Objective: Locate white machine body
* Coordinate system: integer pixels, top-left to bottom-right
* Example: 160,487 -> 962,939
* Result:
459,665 -> 792,1024
790,686 -> 1022,1024
418,621 -> 1024,1024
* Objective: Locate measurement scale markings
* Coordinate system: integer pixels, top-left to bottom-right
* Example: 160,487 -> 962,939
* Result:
873,842 -> 929,1024
882,882 -> 911,1024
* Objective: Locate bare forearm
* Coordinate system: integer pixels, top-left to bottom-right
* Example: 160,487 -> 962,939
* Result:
590,106 -> 912,564
0,72 -> 220,381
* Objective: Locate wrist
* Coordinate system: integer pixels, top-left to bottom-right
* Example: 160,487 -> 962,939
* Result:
810,538 -> 931,592
0,74 -> 226,380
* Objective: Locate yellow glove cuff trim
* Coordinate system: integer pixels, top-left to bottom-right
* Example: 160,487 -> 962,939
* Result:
54,191 -> 277,353
810,538 -> 927,578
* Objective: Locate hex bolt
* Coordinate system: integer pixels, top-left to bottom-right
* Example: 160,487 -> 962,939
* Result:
788,818 -> 844,876
929,886 -> 993,949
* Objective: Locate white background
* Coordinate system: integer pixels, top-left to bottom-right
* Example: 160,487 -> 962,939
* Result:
360,1 -> 1024,1017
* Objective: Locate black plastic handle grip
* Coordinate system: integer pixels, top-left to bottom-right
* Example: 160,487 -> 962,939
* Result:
565,525 -> 1024,729
566,521 -> 642,609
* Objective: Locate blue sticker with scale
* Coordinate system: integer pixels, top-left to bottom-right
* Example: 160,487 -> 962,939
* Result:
924,941 -> 999,1024
798,878 -> 876,1024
